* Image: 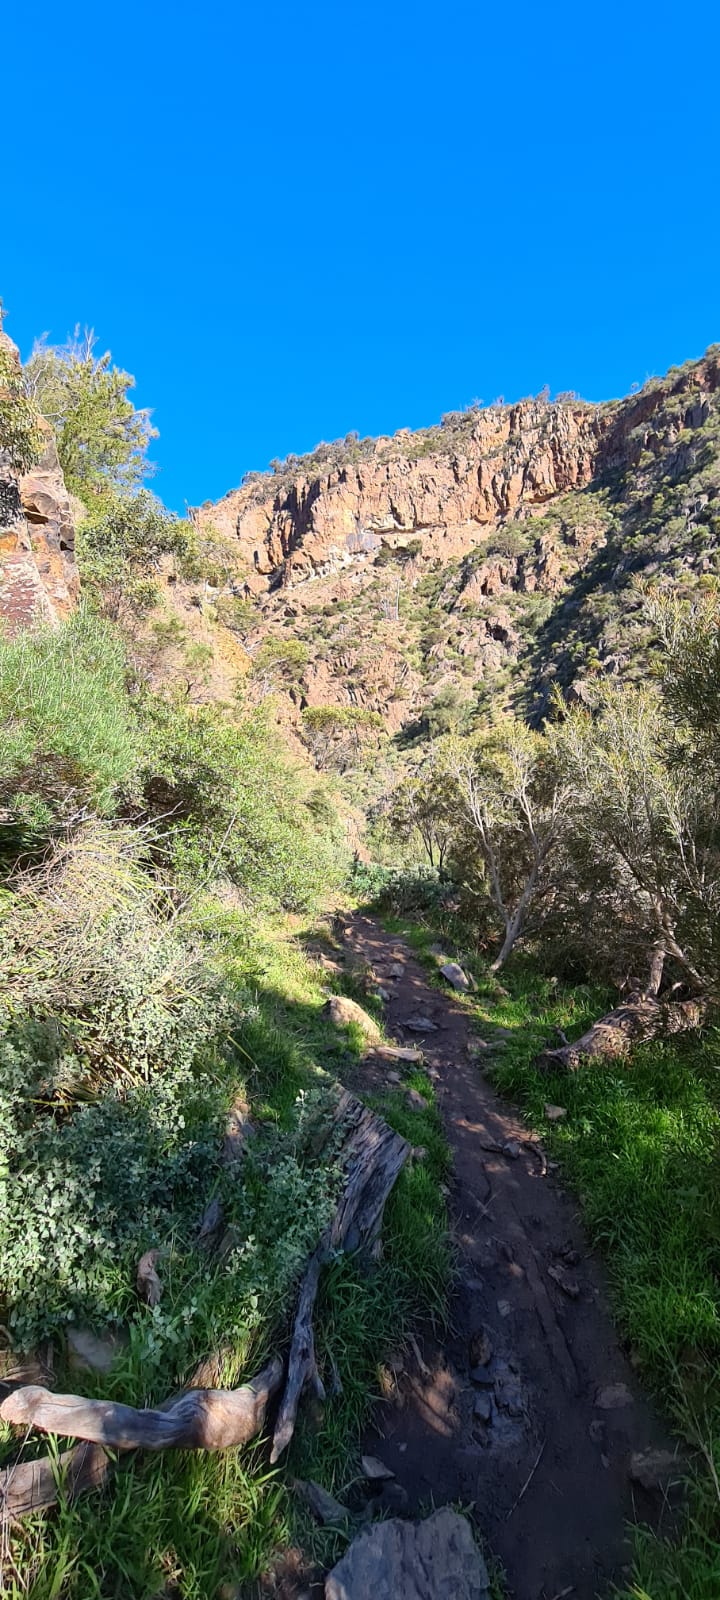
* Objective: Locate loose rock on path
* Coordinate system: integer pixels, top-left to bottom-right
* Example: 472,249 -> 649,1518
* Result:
343,914 -> 677,1600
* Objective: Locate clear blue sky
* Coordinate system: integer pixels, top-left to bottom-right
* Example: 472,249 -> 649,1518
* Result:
3,0 -> 718,513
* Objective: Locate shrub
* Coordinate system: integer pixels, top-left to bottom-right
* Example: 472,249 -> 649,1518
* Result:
0,609 -> 140,857
24,329 -> 156,502
0,343 -> 44,473
78,489 -> 191,619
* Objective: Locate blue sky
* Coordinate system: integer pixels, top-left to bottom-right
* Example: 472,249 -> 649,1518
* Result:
3,0 -> 718,513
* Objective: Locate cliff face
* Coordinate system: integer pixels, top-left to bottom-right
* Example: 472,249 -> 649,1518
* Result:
0,330 -> 79,630
197,399 -> 608,588
183,348 -> 720,745
196,349 -> 720,596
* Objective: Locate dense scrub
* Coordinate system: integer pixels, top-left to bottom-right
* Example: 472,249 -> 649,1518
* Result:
0,608 -> 449,1593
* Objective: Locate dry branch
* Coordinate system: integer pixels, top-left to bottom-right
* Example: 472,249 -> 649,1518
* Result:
0,1091 -> 408,1521
270,1091 -> 409,1462
0,1357 -> 283,1454
0,1441 -> 113,1520
538,993 -> 706,1071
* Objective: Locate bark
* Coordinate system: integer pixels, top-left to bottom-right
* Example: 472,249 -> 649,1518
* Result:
0,1441 -> 113,1520
0,1357 -> 283,1452
270,1090 -> 409,1462
537,993 -> 706,1071
0,1090 -> 408,1519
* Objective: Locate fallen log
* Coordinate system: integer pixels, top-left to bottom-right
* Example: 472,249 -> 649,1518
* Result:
0,1091 -> 408,1517
0,1356 -> 283,1453
270,1091 -> 410,1462
538,993 -> 706,1071
0,1441 -> 114,1520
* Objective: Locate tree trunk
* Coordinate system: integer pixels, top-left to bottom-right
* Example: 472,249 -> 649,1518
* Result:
646,939 -> 666,998
537,993 -> 706,1071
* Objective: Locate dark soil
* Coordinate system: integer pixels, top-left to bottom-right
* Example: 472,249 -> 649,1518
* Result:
346,914 -> 678,1600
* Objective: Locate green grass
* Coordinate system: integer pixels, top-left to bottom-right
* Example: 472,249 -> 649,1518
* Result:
379,911 -> 720,1600
2,914 -> 452,1598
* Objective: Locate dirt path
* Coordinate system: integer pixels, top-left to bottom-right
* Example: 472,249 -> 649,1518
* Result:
345,914 -> 675,1600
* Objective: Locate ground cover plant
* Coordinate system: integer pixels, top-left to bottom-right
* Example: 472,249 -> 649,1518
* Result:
0,878 -> 451,1597
0,615 -> 451,1596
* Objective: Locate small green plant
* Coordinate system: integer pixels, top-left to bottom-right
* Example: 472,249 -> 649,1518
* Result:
0,344 -> 44,472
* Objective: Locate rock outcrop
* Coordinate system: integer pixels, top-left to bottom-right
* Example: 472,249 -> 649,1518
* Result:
196,397 -> 609,590
0,329 -> 78,629
195,347 -> 720,596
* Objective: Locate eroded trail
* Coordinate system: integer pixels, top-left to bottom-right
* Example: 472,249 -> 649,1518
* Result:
346,915 -> 674,1600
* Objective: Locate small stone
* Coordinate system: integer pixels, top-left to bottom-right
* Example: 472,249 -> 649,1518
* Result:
589,1419 -> 605,1444
325,1508 -> 490,1600
374,1046 -> 424,1063
406,1089 -> 428,1111
66,1326 -> 124,1375
294,1478 -> 352,1526
469,1329 -> 493,1368
502,1140 -> 521,1159
595,1382 -> 633,1410
629,1449 -> 681,1491
497,1299 -> 512,1317
411,1146 -> 428,1162
439,961 -> 473,993
387,1071 -> 402,1084
544,1103 -> 568,1122
398,1442 -> 407,1453
470,1366 -> 495,1387
361,1454 -> 395,1481
387,962 -> 405,978
495,1383 -> 524,1417
403,1015 -> 438,1032
326,995 -> 382,1043
473,1392 -> 492,1423
548,1263 -> 580,1300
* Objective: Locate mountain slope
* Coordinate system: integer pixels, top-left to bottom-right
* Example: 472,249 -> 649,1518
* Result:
185,349 -> 720,745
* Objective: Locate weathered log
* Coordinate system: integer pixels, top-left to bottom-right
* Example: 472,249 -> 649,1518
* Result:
0,1440 -> 113,1520
270,1092 -> 410,1462
0,1356 -> 283,1454
0,1092 -> 408,1520
538,993 -> 706,1071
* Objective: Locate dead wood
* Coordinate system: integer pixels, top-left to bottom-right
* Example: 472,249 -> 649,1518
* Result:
269,1091 -> 410,1462
0,1091 -> 407,1519
0,1356 -> 283,1454
0,1441 -> 113,1520
537,993 -> 706,1071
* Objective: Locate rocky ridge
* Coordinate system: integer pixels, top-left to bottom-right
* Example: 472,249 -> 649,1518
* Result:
0,329 -> 78,629
182,348 -> 720,743
196,350 -> 720,595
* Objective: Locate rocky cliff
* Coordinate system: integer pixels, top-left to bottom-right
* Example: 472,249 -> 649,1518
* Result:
184,349 -> 720,745
0,328 -> 79,629
196,349 -> 720,595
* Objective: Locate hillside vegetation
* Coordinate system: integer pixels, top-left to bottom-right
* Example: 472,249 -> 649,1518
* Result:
1,319 -> 720,1598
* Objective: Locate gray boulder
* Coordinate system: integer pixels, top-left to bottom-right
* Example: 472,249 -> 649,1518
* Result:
325,1507 -> 489,1598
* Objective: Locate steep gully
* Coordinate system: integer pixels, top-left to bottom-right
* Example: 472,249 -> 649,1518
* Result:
343,915 -> 676,1600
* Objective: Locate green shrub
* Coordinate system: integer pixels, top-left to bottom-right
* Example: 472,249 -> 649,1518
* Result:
139,697 -> 341,909
0,610 -> 139,856
0,344 -> 44,472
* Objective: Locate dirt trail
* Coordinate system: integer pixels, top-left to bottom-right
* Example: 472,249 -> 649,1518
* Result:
346,914 -> 675,1600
